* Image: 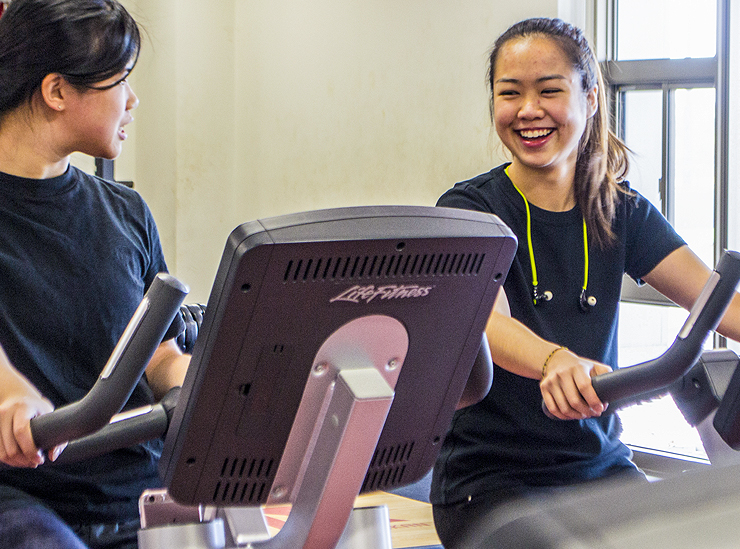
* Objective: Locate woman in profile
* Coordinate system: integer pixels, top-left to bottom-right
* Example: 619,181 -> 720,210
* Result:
0,1 -> 189,547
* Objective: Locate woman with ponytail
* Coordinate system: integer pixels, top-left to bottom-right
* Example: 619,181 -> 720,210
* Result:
431,17 -> 740,547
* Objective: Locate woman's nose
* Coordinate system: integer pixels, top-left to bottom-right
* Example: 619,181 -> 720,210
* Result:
126,83 -> 139,111
518,95 -> 543,119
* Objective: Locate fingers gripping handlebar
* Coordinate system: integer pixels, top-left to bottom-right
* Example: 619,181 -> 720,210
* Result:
543,250 -> 740,418
30,273 -> 189,451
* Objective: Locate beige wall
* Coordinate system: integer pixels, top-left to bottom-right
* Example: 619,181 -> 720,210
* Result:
117,0 -> 558,302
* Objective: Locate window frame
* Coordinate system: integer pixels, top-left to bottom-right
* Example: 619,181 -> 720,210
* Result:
580,0 -> 732,471
594,0 -> 729,333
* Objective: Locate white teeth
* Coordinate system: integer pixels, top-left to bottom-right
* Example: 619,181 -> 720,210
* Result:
519,129 -> 553,139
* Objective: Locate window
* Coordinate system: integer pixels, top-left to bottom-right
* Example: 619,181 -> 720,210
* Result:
592,0 -> 729,463
615,0 -> 716,60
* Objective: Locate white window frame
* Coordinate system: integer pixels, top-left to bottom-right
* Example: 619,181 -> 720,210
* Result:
572,0 -> 732,475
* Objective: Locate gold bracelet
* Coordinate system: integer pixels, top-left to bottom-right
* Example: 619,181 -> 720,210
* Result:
542,345 -> 567,380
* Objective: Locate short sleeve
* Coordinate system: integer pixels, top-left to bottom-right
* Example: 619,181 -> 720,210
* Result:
623,189 -> 686,282
436,172 -> 498,214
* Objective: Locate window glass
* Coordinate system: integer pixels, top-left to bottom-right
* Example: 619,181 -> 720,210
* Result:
617,302 -> 709,460
621,86 -> 715,269
622,89 -> 663,210
673,87 -> 716,268
617,0 -> 717,60
619,397 -> 707,459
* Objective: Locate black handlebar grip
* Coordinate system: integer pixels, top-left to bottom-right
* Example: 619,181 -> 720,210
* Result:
30,273 -> 189,451
591,250 -> 740,405
53,387 -> 181,464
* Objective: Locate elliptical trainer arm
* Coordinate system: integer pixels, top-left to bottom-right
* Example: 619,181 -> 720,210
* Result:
592,250 -> 740,408
30,273 -> 189,451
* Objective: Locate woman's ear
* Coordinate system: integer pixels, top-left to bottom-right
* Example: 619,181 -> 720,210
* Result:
39,73 -> 67,112
586,85 -> 598,119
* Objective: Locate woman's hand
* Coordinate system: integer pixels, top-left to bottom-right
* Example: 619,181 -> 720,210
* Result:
540,348 -> 611,420
0,392 -> 56,468
485,301 -> 611,420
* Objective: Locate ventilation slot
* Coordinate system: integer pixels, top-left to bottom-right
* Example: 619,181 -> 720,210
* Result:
362,441 -> 414,492
211,457 -> 274,505
283,252 -> 486,282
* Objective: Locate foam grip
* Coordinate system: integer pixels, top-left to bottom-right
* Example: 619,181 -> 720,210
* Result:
176,304 -> 206,354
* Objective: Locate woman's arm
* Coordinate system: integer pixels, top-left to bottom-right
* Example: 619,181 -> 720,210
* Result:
144,339 -> 191,401
0,344 -> 55,467
642,245 -> 740,342
485,289 -> 611,420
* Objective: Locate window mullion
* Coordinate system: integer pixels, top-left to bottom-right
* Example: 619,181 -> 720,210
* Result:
714,0 -> 730,348
662,85 -> 674,224
715,0 -> 730,262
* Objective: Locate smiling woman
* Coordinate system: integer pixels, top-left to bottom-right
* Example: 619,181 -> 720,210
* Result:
428,17 -> 740,549
491,37 -> 597,204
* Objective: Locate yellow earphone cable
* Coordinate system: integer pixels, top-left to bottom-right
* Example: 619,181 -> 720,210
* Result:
582,217 -> 589,293
507,169 -> 539,291
505,165 -> 589,302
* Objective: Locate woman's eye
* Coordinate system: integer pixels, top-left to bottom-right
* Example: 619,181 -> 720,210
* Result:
542,88 -> 562,95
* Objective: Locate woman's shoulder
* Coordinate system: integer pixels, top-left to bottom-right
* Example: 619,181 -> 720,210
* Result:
615,180 -> 662,217
457,165 -> 507,190
73,166 -> 143,201
437,165 -> 509,212
72,167 -> 154,225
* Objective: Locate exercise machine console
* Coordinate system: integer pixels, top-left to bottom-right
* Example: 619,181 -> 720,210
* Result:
29,205 -> 518,549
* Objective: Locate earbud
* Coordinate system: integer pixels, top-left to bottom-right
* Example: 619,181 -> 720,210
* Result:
533,287 -> 553,305
533,287 -> 595,311
579,290 -> 596,312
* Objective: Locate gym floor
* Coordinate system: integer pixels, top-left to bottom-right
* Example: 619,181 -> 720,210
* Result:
262,470 -> 443,548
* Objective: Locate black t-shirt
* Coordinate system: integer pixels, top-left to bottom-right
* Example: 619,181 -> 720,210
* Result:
431,164 -> 686,505
0,166 -> 183,525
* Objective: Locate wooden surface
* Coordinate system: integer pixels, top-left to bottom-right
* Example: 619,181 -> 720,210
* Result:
356,491 -> 441,548
262,491 -> 441,548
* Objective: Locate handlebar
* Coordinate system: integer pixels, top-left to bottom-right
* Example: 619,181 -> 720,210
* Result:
543,250 -> 740,417
23,252 -> 740,451
31,273 -> 189,451
52,387 -> 181,465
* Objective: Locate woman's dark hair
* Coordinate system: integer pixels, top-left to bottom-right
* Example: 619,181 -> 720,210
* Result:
488,18 -> 630,249
0,0 -> 140,114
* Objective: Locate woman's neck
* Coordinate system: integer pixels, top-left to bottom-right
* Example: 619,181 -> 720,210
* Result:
506,161 -> 577,212
0,107 -> 70,179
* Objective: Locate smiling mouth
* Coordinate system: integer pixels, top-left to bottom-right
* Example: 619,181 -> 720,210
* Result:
517,129 -> 554,139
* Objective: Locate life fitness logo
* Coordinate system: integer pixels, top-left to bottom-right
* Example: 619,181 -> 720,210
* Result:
330,284 -> 434,304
